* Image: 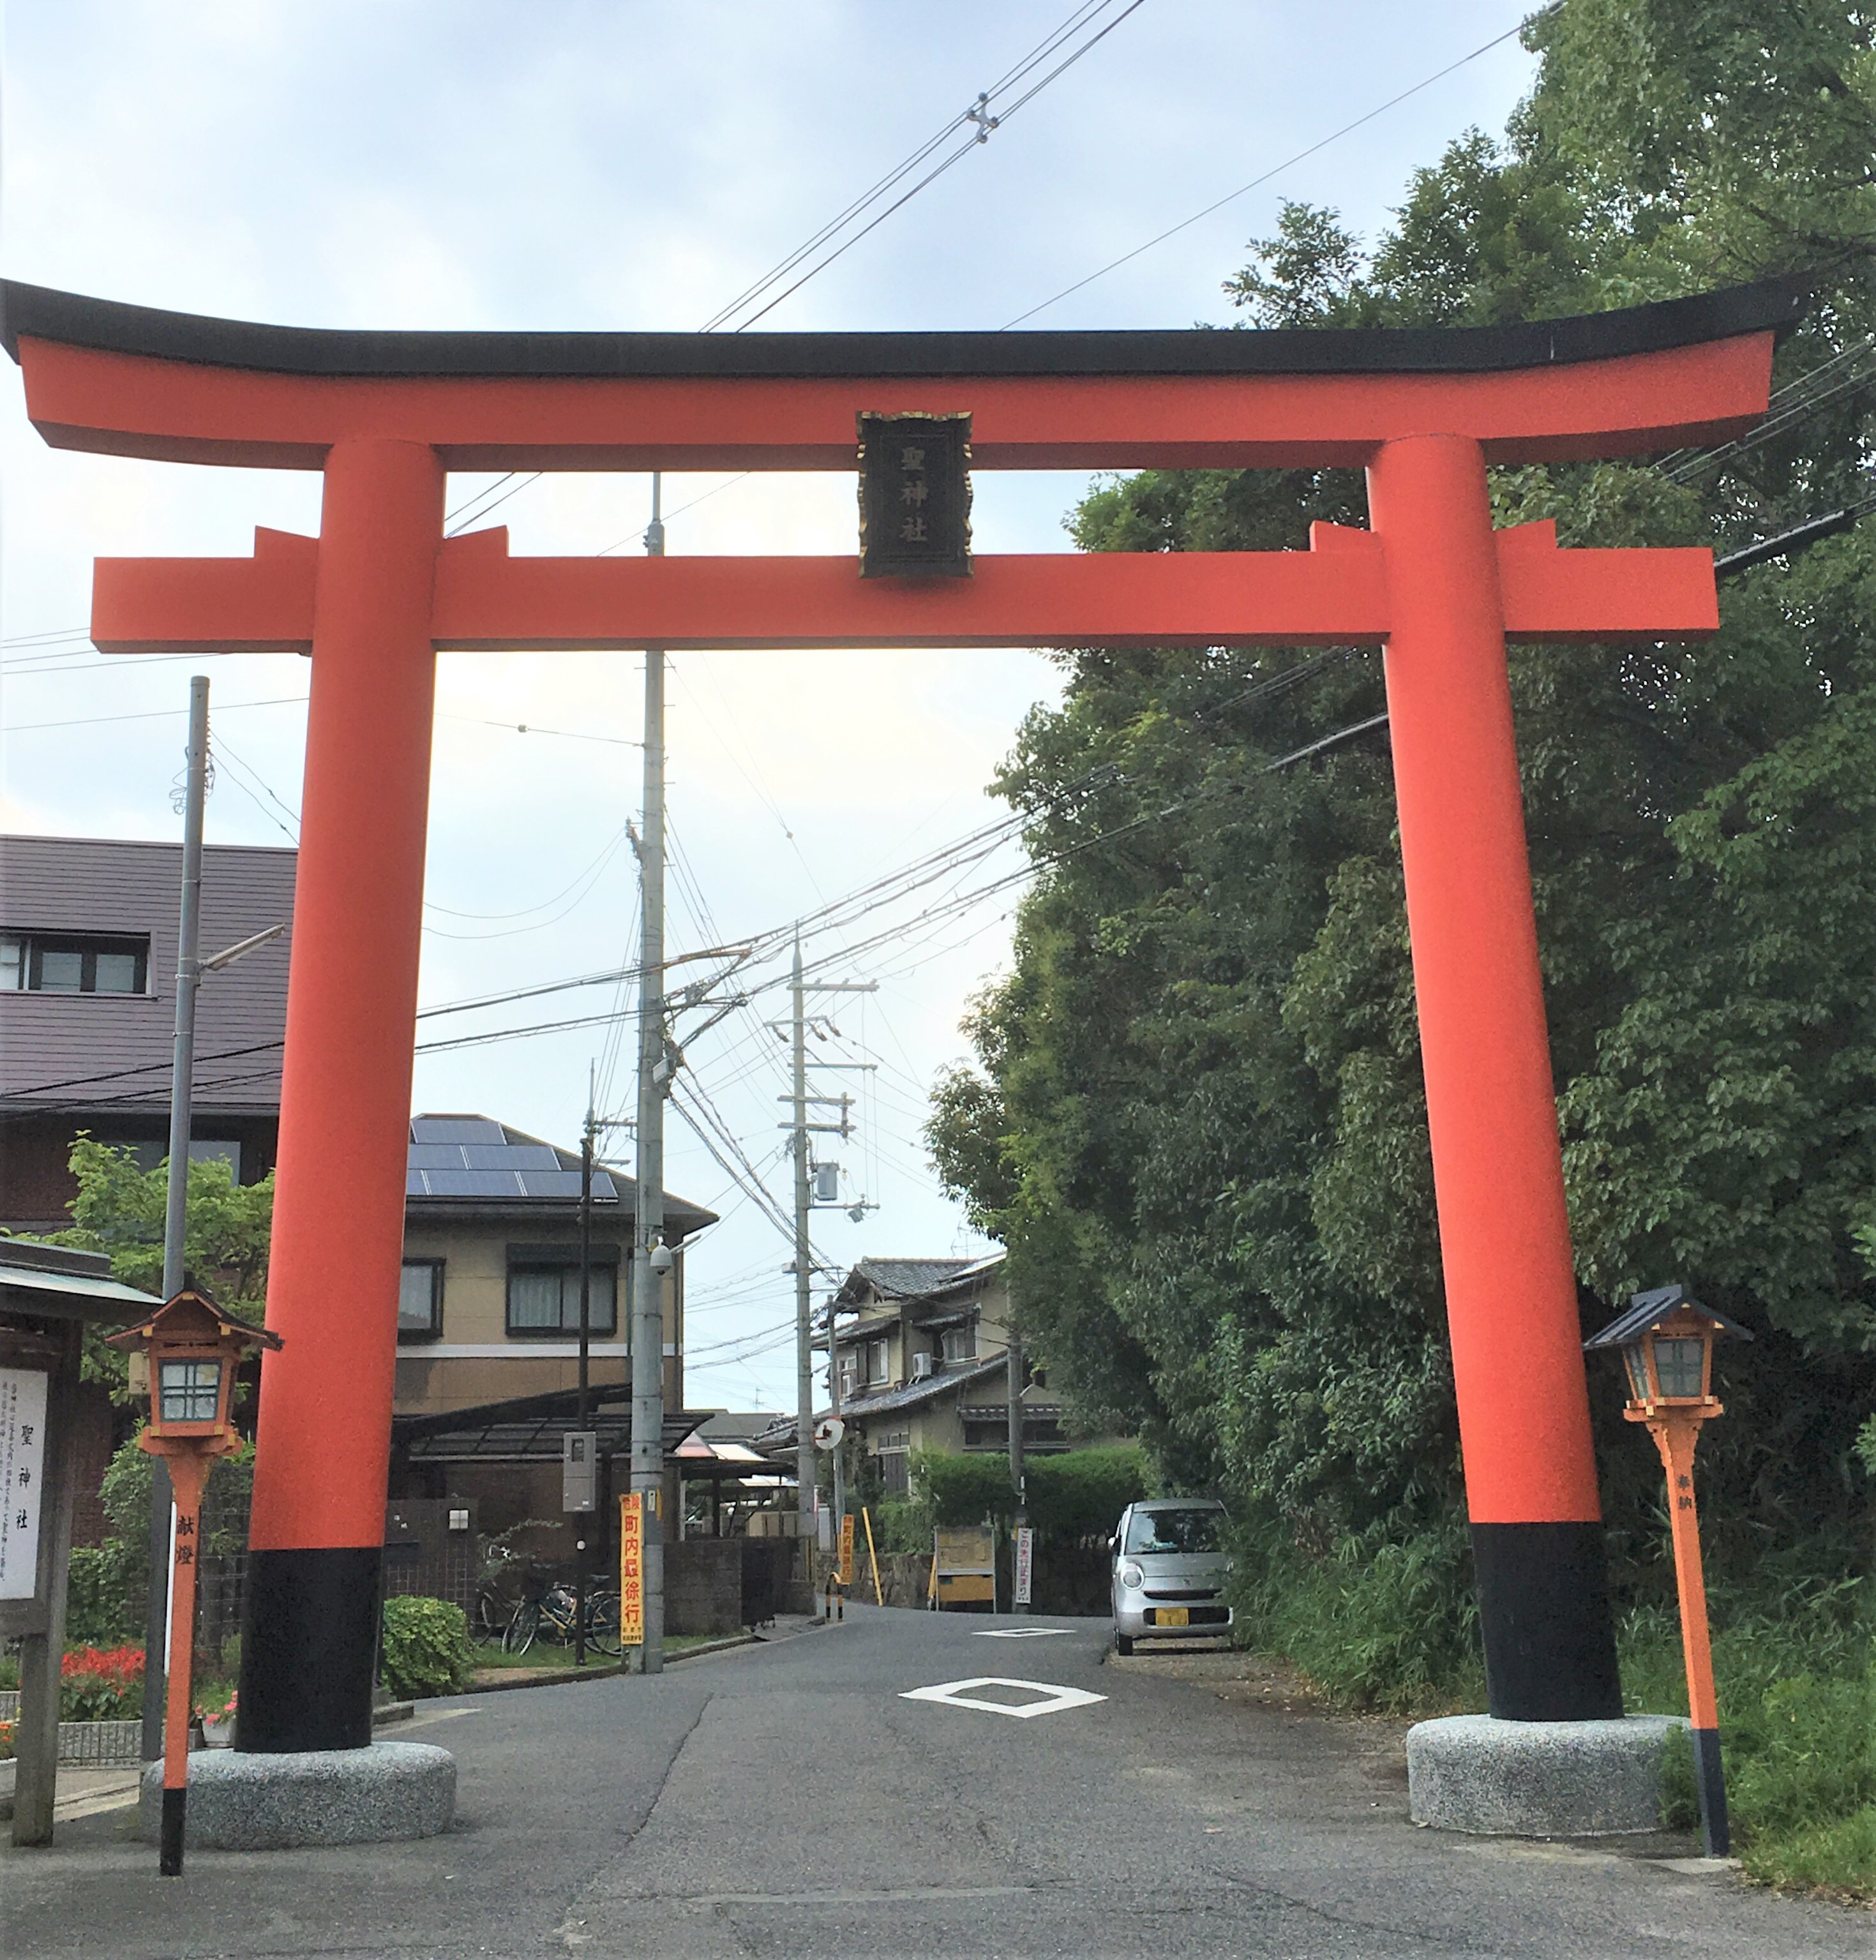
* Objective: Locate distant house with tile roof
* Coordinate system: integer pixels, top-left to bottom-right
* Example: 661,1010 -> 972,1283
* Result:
788,1250 -> 1108,1495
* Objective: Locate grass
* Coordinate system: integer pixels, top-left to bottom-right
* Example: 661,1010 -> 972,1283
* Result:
1228,1524 -> 1876,1904
1617,1595 -> 1875,1902
467,1630 -> 734,1677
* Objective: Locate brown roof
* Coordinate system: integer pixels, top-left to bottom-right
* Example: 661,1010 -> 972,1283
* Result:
832,1253 -> 1003,1308
0,834 -> 294,1114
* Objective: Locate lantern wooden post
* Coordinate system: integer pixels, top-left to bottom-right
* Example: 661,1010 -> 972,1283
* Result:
1587,1283 -> 1749,1857
107,1289 -> 281,1874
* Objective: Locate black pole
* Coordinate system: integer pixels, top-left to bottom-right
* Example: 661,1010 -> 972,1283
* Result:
575,1101 -> 592,1668
159,1788 -> 186,1876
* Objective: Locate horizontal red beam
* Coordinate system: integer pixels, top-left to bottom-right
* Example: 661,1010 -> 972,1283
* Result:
94,523 -> 1718,655
34,332 -> 1773,473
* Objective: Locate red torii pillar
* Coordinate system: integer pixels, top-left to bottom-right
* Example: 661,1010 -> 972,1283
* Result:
3,278 -> 1793,1747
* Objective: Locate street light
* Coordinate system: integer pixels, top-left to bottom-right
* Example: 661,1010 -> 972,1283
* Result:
1585,1282 -> 1751,1859
107,1288 -> 280,1876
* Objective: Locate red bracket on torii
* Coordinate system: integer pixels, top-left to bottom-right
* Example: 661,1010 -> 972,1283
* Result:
2,275 -> 1796,1742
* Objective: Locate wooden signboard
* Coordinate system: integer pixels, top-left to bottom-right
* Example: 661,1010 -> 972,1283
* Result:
839,1513 -> 855,1588
619,1490 -> 644,1647
933,1524 -> 996,1612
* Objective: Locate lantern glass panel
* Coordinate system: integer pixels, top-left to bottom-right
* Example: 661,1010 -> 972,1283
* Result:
1653,1337 -> 1706,1399
159,1357 -> 222,1425
1623,1346 -> 1651,1401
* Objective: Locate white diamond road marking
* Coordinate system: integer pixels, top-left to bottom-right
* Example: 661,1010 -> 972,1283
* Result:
973,1627 -> 1073,1639
900,1677 -> 1108,1719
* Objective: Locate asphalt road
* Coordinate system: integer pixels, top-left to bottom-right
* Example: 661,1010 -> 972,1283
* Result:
3,1604 -> 1868,1959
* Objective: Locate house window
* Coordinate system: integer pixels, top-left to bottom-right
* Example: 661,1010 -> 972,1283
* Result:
940,1322 -> 976,1364
866,1337 -> 890,1384
505,1246 -> 619,1336
1,932 -> 149,995
839,1352 -> 861,1400
878,1452 -> 910,1496
398,1260 -> 444,1342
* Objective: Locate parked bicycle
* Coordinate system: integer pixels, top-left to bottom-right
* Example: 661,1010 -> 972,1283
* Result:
502,1579 -> 622,1659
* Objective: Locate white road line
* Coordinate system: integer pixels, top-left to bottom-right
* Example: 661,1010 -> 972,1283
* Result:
900,1676 -> 1107,1719
973,1627 -> 1073,1639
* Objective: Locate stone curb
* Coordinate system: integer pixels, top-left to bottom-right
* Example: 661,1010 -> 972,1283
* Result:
462,1631 -> 762,1697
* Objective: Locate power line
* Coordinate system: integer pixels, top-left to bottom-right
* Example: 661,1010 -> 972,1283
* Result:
1002,8 -> 1548,328
708,0 -> 1149,333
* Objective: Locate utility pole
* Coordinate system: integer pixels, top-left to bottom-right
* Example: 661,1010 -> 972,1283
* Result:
786,952 -> 876,1548
792,937 -> 814,1535
1007,1324 -> 1028,1614
143,676 -> 209,1763
574,1063 -> 594,1668
631,475 -> 668,1674
828,1294 -> 845,1534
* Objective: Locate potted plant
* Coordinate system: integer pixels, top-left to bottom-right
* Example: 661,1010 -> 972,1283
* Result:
198,1691 -> 237,1749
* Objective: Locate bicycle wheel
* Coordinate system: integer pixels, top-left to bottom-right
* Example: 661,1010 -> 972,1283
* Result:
585,1590 -> 622,1657
472,1587 -> 504,1646
502,1599 -> 539,1656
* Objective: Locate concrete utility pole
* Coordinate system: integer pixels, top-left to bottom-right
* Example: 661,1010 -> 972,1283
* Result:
1007,1325 -> 1028,1613
631,477 -> 668,1673
792,938 -> 814,1532
574,1063 -> 594,1668
787,952 -> 876,1543
143,676 -> 209,1763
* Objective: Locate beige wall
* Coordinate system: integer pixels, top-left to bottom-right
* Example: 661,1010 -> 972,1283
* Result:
396,1218 -> 683,1417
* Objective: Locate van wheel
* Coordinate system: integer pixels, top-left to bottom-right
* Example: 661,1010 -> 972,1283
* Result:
1114,1633 -> 1134,1656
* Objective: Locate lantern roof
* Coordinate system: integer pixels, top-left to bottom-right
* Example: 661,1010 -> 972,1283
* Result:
103,1285 -> 281,1354
1584,1282 -> 1753,1353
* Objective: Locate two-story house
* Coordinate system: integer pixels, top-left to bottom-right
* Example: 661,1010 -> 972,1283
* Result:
820,1253 -> 1081,1495
390,1112 -> 717,1545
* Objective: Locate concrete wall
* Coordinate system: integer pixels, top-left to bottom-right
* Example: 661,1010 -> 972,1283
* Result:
663,1537 -> 743,1636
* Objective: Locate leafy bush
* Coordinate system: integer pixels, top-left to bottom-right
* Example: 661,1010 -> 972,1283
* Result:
64,1539 -> 145,1645
912,1446 -> 1150,1541
380,1596 -> 473,1700
59,1645 -> 144,1721
1227,1517 -> 1483,1714
872,1496 -> 931,1554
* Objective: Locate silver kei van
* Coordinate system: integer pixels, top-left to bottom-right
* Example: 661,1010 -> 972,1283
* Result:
1109,1497 -> 1233,1654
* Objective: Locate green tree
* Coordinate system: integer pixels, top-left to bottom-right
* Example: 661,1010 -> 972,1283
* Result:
929,0 -> 1876,1612
34,1135 -> 273,1395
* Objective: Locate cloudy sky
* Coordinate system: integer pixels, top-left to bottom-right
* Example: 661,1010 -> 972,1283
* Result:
1,1 -> 1540,1409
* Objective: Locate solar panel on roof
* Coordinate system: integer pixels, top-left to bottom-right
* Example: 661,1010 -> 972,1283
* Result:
410,1118 -> 506,1144
463,1144 -> 560,1170
420,1168 -> 527,1196
408,1144 -> 471,1169
516,1171 -> 585,1197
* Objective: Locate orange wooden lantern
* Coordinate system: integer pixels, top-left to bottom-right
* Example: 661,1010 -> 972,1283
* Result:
1586,1284 -> 1750,1858
107,1289 -> 279,1874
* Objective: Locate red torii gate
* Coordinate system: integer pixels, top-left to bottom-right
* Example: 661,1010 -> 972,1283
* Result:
3,279 -> 1795,1752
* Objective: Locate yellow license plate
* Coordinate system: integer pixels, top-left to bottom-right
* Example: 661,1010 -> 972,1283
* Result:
1156,1606 -> 1189,1627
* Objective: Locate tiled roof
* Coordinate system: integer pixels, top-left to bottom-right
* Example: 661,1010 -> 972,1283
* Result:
0,834 -> 294,1113
834,1251 -> 1005,1308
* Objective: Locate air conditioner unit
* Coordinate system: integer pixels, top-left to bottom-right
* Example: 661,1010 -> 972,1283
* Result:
911,1352 -> 936,1380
